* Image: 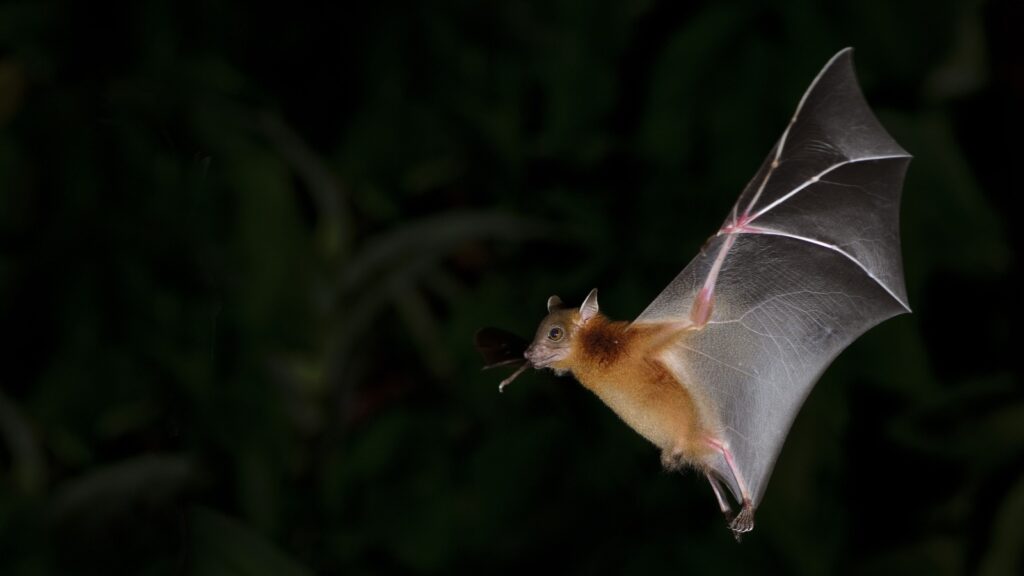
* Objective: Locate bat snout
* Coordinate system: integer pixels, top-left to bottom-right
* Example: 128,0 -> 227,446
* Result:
524,345 -> 539,365
524,344 -> 561,368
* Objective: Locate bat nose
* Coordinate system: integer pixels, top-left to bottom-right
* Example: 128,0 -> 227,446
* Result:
524,345 -> 543,365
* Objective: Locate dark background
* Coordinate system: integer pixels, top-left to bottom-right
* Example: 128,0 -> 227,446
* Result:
1,0 -> 1021,574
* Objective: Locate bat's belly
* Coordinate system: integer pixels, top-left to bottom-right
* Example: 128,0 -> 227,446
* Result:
587,360 -> 704,454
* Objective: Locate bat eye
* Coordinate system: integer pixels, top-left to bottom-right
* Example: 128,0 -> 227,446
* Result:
547,326 -> 564,341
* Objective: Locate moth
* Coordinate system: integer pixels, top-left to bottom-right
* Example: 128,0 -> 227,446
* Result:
476,48 -> 911,538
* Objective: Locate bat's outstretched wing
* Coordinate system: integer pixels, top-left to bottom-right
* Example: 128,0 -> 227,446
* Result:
635,48 -> 910,508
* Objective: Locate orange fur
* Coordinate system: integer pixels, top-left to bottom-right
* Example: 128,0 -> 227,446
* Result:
552,313 -> 714,468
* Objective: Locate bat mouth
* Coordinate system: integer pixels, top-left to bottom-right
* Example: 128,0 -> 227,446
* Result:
525,351 -> 560,369
496,348 -> 560,393
531,356 -> 557,368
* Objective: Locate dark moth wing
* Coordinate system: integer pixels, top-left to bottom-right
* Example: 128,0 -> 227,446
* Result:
474,327 -> 529,369
635,49 -> 910,507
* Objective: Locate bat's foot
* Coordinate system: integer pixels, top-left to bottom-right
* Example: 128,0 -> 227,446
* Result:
728,500 -> 755,541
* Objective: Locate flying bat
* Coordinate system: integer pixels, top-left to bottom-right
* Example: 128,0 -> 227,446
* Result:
476,48 -> 911,538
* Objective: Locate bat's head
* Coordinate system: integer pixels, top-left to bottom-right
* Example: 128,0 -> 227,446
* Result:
525,289 -> 600,375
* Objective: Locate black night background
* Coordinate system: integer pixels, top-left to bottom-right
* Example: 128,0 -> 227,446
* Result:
0,1 -> 1020,574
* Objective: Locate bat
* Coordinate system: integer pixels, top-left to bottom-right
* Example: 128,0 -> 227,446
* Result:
475,48 -> 911,538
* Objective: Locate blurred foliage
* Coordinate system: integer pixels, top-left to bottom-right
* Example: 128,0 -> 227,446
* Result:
0,0 -> 1020,574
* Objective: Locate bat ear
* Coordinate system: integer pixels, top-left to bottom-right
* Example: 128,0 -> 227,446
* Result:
547,295 -> 563,312
579,288 -> 599,323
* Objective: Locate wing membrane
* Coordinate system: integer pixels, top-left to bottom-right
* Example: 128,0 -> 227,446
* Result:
636,48 -> 910,506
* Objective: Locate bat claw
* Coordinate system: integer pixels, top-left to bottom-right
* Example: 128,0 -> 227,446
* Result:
728,500 -> 755,541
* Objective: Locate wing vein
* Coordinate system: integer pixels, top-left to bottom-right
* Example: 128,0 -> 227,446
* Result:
746,154 -> 909,224
675,343 -> 762,382
735,227 -> 911,312
742,49 -> 851,215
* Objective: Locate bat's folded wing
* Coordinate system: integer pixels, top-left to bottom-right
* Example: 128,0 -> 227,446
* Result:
634,49 -> 911,507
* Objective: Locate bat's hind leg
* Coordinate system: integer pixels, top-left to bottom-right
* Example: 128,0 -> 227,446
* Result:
704,436 -> 755,539
706,472 -> 733,517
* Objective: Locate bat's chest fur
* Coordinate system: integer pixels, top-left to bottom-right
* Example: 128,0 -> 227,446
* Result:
571,320 -> 709,461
